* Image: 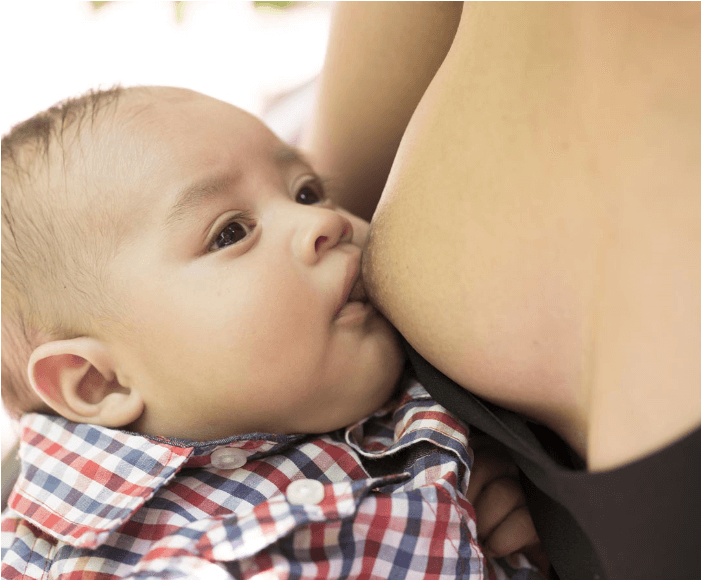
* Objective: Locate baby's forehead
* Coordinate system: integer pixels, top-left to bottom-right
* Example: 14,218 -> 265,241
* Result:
63,86 -> 278,216
64,87 -> 285,210
62,88 -> 209,171
117,86 -> 251,128
109,87 -> 270,156
32,92 -> 169,226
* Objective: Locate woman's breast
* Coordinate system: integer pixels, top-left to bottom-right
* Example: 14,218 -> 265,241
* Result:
362,2 -> 598,439
362,2 -> 700,464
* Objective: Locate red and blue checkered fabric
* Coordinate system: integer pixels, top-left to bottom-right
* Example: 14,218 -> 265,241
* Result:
2,378 -> 537,579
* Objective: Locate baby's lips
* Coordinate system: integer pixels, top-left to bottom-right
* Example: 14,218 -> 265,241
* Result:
347,274 -> 367,303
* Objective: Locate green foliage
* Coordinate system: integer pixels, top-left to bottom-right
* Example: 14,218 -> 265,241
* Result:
174,1 -> 186,22
254,1 -> 296,10
90,1 -> 298,17
91,1 -> 186,22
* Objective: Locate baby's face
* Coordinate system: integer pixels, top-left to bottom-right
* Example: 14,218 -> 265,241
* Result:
103,88 -> 404,440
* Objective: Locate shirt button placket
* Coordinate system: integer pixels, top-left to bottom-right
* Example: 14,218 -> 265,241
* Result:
286,479 -> 326,505
210,447 -> 248,470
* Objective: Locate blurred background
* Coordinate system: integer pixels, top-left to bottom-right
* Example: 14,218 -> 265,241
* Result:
1,1 -> 334,458
1,1 -> 332,140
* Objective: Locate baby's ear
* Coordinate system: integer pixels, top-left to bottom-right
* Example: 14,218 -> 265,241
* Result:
27,338 -> 143,428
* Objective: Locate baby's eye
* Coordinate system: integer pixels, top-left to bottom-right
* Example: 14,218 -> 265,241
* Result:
295,183 -> 324,205
210,220 -> 250,251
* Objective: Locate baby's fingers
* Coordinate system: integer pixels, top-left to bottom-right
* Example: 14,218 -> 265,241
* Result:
483,505 -> 540,558
473,476 -> 524,541
466,439 -> 518,505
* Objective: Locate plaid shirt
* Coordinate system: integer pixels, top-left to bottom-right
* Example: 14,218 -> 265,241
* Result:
2,377 -> 538,580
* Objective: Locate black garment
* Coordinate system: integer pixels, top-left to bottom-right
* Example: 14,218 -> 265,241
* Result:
403,339 -> 701,580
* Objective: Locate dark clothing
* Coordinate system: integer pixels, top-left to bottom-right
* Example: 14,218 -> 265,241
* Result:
403,339 -> 701,580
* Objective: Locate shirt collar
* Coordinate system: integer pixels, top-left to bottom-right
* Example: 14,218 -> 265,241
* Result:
7,378 -> 468,550
7,413 -> 302,548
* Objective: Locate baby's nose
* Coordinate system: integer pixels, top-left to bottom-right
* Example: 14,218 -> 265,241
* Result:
297,209 -> 353,264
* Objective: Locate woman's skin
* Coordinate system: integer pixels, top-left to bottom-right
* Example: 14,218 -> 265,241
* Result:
302,2 -> 700,472
302,2 -> 463,223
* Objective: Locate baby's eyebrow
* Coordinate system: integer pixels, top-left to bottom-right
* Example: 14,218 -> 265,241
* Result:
272,145 -> 314,170
165,171 -> 242,228
165,146 -> 314,228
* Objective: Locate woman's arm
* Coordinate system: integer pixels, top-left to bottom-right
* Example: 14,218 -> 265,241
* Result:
300,1 -> 462,221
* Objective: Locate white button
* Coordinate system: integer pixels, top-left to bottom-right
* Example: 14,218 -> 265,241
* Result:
210,447 -> 248,470
286,479 -> 325,505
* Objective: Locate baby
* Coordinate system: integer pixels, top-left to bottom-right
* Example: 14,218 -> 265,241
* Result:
2,86 -> 541,579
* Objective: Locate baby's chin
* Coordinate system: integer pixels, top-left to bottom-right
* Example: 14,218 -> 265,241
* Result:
325,338 -> 406,433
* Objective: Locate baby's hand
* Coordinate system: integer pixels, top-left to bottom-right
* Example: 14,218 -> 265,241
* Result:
467,436 -> 549,572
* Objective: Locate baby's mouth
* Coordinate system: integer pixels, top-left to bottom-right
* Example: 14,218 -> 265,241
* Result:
346,274 -> 367,304
334,272 -> 369,319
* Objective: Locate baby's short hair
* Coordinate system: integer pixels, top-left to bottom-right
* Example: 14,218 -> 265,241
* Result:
2,86 -> 128,418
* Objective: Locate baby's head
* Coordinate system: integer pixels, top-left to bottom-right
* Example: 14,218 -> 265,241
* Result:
2,86 -> 404,440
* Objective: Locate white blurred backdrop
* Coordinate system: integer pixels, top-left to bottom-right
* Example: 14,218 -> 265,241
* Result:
1,1 -> 332,133
1,0 -> 333,457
